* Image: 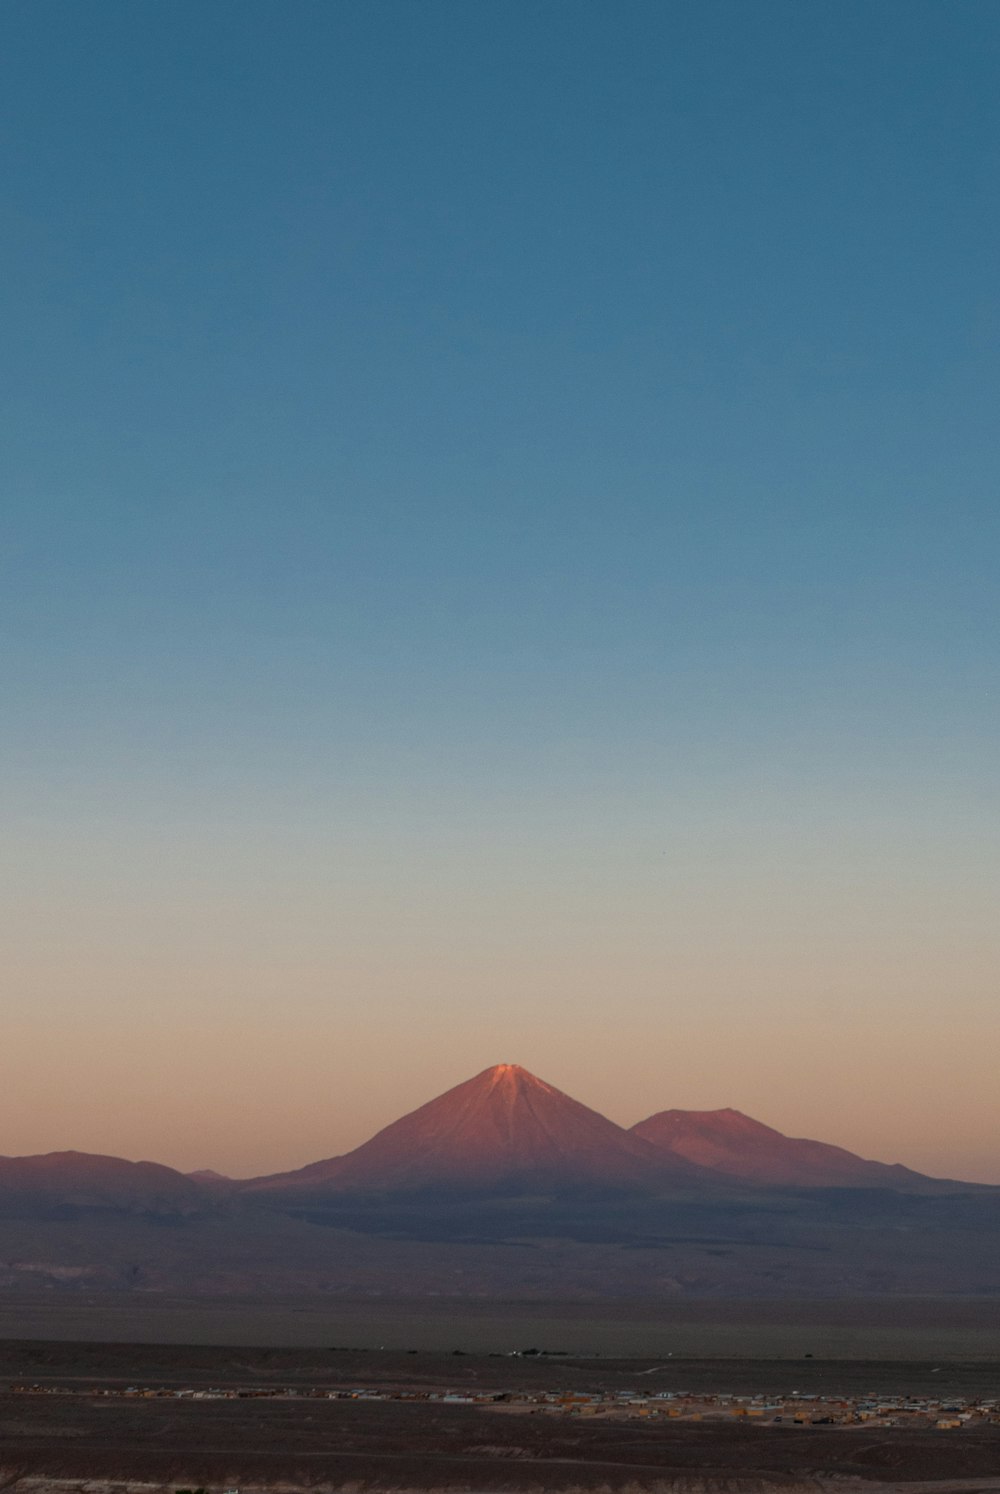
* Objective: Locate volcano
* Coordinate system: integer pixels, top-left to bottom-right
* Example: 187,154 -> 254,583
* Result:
248,1064 -> 707,1195
631,1108 -> 951,1190
0,1074 -> 995,1300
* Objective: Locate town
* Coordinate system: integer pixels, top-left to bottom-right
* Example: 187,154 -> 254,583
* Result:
9,1379 -> 997,1431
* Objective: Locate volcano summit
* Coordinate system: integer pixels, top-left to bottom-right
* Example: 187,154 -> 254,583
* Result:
246,1064 -> 705,1194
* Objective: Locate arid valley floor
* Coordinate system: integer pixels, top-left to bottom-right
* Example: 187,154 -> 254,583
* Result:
1,1305 -> 999,1494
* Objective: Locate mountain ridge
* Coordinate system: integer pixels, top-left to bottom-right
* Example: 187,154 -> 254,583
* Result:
630,1107 -> 969,1193
3,1067 -> 986,1195
0,1067 -> 996,1299
0,1150 -> 207,1216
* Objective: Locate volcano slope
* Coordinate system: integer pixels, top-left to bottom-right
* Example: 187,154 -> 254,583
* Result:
244,1063 -> 711,1195
1,1065 -> 998,1298
631,1107 -> 971,1192
226,1065 -> 1000,1296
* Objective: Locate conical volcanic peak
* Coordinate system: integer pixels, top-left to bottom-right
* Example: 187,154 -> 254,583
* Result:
631,1108 -> 951,1191
249,1064 -> 707,1194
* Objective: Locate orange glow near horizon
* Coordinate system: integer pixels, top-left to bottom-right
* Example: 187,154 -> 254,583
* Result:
4,993 -> 998,1183
5,743 -> 997,1184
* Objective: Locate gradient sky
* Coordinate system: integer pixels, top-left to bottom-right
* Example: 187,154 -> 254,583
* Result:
2,0 -> 998,1182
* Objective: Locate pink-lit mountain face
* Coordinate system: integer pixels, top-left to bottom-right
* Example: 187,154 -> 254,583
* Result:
248,1064 -> 707,1194
630,1108 -> 953,1191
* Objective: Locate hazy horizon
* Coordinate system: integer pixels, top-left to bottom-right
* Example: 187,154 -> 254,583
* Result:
3,1 -> 998,1186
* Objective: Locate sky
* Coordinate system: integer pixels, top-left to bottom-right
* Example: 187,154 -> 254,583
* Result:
2,0 -> 998,1183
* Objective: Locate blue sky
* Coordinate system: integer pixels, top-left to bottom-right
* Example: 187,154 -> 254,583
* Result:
2,0 -> 998,1176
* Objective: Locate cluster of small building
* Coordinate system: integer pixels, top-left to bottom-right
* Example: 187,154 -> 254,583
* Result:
494,1388 -> 1000,1430
8,1380 -> 998,1430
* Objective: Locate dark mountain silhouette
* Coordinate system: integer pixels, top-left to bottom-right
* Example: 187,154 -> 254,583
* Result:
631,1108 -> 959,1191
0,1151 -> 207,1216
245,1064 -> 708,1195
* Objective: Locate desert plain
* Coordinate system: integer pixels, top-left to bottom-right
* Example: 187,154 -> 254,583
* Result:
1,1300 -> 1000,1494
